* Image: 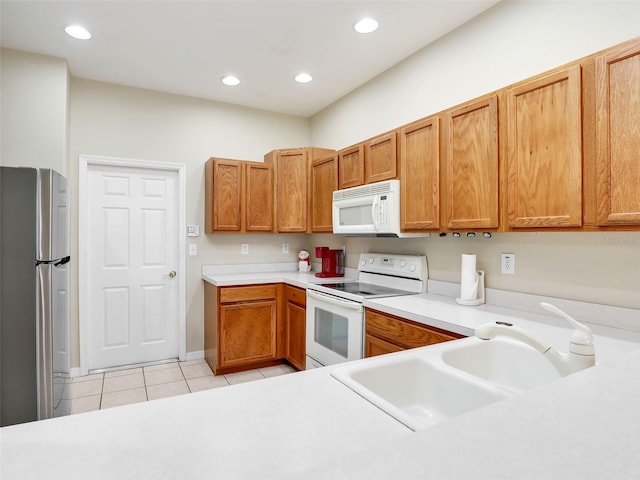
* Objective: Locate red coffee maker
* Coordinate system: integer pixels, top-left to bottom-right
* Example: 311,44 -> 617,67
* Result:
314,247 -> 345,278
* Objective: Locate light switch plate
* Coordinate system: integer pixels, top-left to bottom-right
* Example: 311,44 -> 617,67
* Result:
187,225 -> 200,237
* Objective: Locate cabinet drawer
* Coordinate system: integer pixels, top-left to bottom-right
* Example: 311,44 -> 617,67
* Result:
285,285 -> 306,307
220,284 -> 277,303
365,309 -> 462,349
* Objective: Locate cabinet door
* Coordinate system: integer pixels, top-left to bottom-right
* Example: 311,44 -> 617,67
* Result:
218,300 -> 277,368
444,95 -> 499,229
505,66 -> 583,228
204,282 -> 218,371
595,40 -> 640,226
205,158 -> 243,233
399,116 -> 440,230
311,155 -> 338,232
338,144 -> 365,189
275,149 -> 309,232
285,300 -> 306,370
366,309 -> 462,350
245,161 -> 274,232
365,132 -> 398,184
365,334 -> 404,358
210,159 -> 243,232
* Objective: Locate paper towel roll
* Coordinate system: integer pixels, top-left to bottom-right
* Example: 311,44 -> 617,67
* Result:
460,254 -> 478,301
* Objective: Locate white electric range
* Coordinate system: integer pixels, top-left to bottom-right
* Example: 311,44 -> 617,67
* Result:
305,253 -> 428,369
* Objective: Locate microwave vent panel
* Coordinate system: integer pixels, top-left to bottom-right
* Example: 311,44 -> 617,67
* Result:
333,181 -> 394,201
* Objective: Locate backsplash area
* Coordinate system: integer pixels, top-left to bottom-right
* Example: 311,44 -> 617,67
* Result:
309,231 -> 640,311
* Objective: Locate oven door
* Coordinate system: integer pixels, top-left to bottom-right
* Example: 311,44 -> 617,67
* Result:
306,289 -> 364,367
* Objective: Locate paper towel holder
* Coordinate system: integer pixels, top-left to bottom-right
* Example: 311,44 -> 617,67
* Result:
456,270 -> 485,306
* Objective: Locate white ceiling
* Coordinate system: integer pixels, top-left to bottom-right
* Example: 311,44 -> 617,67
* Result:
0,0 -> 500,117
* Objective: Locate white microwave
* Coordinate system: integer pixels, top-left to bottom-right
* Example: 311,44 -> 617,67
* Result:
332,180 -> 428,237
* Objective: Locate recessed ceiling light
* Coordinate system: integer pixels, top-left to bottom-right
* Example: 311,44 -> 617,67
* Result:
221,75 -> 240,86
354,18 -> 378,34
64,25 -> 91,40
65,25 -> 91,40
294,73 -> 313,84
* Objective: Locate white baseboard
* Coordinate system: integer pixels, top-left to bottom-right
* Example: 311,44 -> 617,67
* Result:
182,350 -> 205,361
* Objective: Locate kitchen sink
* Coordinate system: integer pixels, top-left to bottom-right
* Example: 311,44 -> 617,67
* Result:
331,350 -> 509,431
441,336 -> 564,393
331,335 -> 566,431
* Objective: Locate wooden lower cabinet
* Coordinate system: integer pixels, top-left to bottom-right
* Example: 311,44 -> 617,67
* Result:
205,283 -> 283,375
284,285 -> 306,370
365,309 -> 463,357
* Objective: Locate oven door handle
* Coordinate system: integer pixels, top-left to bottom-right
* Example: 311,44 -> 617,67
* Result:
307,290 -> 363,311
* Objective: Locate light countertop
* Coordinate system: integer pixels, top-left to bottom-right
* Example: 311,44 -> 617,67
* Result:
3,265 -> 640,478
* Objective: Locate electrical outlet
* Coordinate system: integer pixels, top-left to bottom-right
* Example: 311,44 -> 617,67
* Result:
241,244 -> 249,255
501,253 -> 515,274
282,243 -> 289,254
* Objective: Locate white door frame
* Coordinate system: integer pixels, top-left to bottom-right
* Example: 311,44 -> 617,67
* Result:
78,154 -> 187,375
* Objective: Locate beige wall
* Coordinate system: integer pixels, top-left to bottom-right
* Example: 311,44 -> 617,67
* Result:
0,49 -> 69,174
310,232 -> 640,310
69,79 -> 313,366
3,0 -> 640,367
310,0 -> 640,149
309,0 -> 640,312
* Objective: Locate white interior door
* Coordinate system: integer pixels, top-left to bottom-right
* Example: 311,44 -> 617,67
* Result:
87,164 -> 179,371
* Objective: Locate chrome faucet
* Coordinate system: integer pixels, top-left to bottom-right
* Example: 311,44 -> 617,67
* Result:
475,302 -> 596,376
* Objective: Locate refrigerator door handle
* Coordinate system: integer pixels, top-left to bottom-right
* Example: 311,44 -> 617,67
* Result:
36,264 -> 53,420
54,256 -> 70,267
36,256 -> 71,267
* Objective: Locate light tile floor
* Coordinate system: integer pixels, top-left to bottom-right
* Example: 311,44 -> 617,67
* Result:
69,360 -> 297,415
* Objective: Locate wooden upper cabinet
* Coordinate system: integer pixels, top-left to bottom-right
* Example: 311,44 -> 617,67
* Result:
205,158 -> 243,232
205,157 -> 273,233
269,149 -> 309,233
265,147 -> 335,232
338,144 -> 365,189
311,154 -> 338,232
443,95 -> 499,230
399,116 -> 440,231
245,161 -> 274,232
505,66 -> 583,228
595,39 -> 640,226
365,132 -> 398,184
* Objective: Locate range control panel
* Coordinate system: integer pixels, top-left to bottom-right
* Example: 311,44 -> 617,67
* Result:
358,253 -> 428,281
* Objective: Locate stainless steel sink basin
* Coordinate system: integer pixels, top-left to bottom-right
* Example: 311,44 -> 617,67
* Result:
441,336 -> 564,393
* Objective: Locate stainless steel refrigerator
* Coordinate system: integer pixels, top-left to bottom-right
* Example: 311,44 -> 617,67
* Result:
0,167 -> 71,426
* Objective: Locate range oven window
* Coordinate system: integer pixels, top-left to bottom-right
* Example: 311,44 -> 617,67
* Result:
314,307 -> 349,358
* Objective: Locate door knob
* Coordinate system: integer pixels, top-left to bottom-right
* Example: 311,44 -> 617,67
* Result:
164,270 -> 177,278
